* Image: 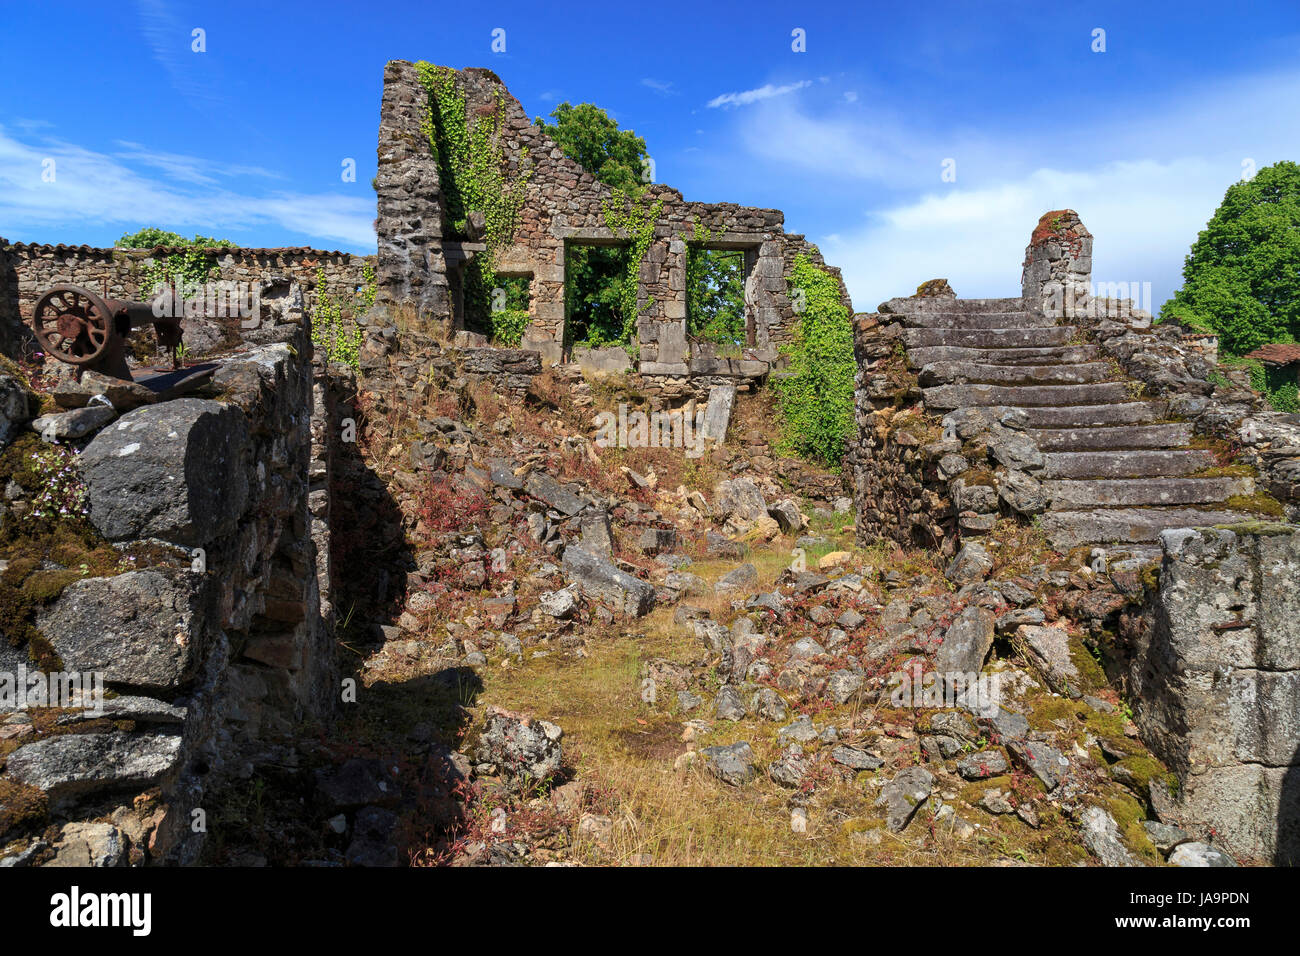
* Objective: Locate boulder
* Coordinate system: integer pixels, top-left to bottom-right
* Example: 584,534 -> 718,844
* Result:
47,822 -> 128,867
713,477 -> 767,529
1079,806 -> 1136,867
946,542 -> 993,585
768,499 -> 806,534
32,404 -> 116,442
1015,625 -> 1080,694
0,373 -> 37,448
80,398 -> 250,546
52,370 -> 159,411
561,546 -> 656,617
933,604 -> 996,677
38,568 -> 212,692
997,468 -> 1050,516
875,766 -> 934,832
524,472 -> 585,516
474,706 -> 564,783
700,741 -> 756,786
4,731 -> 183,805
768,745 -> 809,788
715,562 -> 759,594
699,383 -> 736,446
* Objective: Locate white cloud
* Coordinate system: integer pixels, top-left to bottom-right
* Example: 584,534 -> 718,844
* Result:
823,160 -> 1225,313
0,126 -> 375,249
641,78 -> 676,95
716,66 -> 1300,314
706,80 -> 811,110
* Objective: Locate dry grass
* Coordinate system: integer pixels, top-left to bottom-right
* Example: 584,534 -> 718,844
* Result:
468,532 -> 1089,867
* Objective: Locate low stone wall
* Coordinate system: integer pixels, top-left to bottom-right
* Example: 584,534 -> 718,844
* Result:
1121,524 -> 1300,863
0,321 -> 337,865
848,314 -> 955,551
0,239 -> 374,361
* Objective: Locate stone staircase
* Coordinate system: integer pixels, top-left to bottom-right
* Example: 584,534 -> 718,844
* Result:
881,294 -> 1260,557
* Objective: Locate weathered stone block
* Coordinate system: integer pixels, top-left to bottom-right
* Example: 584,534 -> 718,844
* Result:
80,398 -> 251,547
38,568 -> 212,692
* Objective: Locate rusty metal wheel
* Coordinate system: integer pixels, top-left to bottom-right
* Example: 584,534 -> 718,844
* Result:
31,283 -> 113,366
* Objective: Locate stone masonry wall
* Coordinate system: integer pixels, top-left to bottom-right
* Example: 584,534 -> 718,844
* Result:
1021,209 -> 1093,319
1122,525 -> 1300,863
0,320 -> 337,865
373,61 -> 850,399
0,239 -> 373,361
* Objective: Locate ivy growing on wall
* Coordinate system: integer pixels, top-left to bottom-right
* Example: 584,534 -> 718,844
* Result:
772,255 -> 855,468
415,62 -> 532,340
598,186 -> 663,345
312,264 -> 376,370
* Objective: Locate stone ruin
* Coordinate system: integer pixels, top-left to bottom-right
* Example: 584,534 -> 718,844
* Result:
1,59 -> 1298,867
849,209 -> 1300,862
374,60 -> 850,402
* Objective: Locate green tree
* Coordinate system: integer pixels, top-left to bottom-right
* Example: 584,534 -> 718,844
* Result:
536,101 -> 653,347
534,102 -> 649,193
1161,161 -> 1300,356
687,230 -> 747,346
116,228 -> 237,249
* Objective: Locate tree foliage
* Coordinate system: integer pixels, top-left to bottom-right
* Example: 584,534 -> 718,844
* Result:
535,101 -> 655,347
773,256 -> 855,468
116,228 -> 237,249
1161,161 -> 1300,356
535,102 -> 649,193
687,228 -> 747,346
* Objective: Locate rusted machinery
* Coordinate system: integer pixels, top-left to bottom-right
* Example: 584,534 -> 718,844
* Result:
29,283 -> 183,381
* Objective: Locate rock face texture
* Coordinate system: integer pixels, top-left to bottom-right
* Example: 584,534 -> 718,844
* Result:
1124,525 -> 1300,864
0,329 -> 338,864
80,399 -> 251,546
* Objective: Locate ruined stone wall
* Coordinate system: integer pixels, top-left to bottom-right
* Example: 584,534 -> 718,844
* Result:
1021,209 -> 1093,318
0,320 -> 337,865
373,61 -> 849,399
0,239 -> 374,360
849,314 -> 958,552
1122,525 -> 1300,863
374,59 -> 449,320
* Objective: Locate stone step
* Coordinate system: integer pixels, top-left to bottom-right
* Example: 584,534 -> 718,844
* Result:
921,381 -> 1135,410
881,296 -> 1025,315
1015,402 -> 1168,428
1044,477 -> 1247,509
1041,449 -> 1217,479
1029,422 -> 1194,451
918,361 -> 1113,387
901,312 -> 1058,330
903,327 -> 1076,349
907,344 -> 1101,367
1039,508 -> 1265,548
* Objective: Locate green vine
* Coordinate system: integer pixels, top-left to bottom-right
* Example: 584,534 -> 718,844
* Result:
415,62 -> 532,339
138,248 -> 217,301
599,187 -> 663,344
772,255 -> 856,468
312,264 -> 375,370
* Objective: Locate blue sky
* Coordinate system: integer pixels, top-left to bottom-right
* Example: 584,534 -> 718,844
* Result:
2,0 -> 1298,312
